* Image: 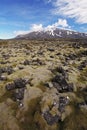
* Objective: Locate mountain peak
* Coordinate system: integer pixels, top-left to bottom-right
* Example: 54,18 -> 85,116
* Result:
16,28 -> 87,39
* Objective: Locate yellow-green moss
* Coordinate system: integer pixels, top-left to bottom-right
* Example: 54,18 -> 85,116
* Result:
19,97 -> 41,130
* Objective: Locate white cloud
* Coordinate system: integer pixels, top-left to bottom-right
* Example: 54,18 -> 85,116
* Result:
54,19 -> 69,28
14,24 -> 43,36
45,19 -> 70,31
30,24 -> 43,31
52,0 -> 87,24
14,19 -> 70,36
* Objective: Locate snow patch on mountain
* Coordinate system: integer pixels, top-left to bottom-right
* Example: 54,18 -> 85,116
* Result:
67,31 -> 73,35
16,27 -> 87,39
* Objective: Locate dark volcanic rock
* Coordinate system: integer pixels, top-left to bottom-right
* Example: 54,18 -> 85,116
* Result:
58,96 -> 69,113
32,58 -> 45,66
81,50 -> 87,56
72,43 -> 80,49
56,67 -> 68,79
6,66 -> 14,75
56,67 -> 65,74
0,61 -> 8,64
50,56 -> 54,58
68,83 -> 74,92
65,54 -> 77,61
18,66 -> 24,70
0,68 -> 6,74
52,75 -> 68,90
77,102 -> 86,108
23,60 -> 30,65
0,66 -> 14,75
43,111 -> 61,125
14,78 -> 27,88
78,60 -> 87,70
2,54 -> 10,59
13,88 -> 25,101
6,78 -> 28,91
0,75 -> 7,81
81,87 -> 87,92
68,54 -> 77,60
5,78 -> 28,104
52,82 -> 65,92
37,51 -> 43,55
56,52 -> 61,56
78,50 -> 87,58
47,48 -> 55,52
52,74 -> 73,92
5,83 -> 15,91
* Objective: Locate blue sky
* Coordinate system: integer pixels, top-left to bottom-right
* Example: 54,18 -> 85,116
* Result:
0,0 -> 87,39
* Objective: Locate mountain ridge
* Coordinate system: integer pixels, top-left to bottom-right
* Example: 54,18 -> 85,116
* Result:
15,28 -> 87,39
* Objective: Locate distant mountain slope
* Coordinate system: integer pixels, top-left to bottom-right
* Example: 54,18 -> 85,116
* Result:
15,28 -> 87,39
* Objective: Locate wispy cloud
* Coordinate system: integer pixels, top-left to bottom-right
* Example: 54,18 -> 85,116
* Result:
50,0 -> 87,24
14,18 -> 70,36
14,30 -> 30,36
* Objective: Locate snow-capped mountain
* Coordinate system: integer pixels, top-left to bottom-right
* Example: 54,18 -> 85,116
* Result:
15,28 -> 87,39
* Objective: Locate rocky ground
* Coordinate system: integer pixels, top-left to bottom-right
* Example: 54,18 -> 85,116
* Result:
0,39 -> 87,130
